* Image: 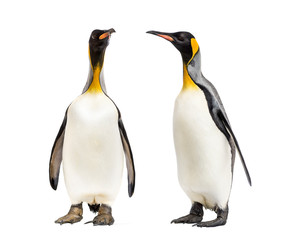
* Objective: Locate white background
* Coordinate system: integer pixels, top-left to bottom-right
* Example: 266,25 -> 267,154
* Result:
0,0 -> 292,239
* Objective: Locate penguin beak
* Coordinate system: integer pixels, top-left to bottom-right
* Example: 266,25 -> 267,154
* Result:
146,30 -> 174,42
99,28 -> 116,40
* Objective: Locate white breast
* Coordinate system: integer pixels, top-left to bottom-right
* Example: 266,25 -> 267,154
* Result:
62,92 -> 124,206
173,89 -> 232,209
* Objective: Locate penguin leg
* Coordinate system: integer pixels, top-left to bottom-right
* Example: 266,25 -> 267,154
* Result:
171,202 -> 203,224
92,204 -> 115,226
88,203 -> 100,214
194,206 -> 228,228
55,203 -> 83,225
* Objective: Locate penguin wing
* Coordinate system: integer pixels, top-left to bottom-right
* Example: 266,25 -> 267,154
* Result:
49,108 -> 68,190
187,62 -> 251,185
218,110 -> 252,185
203,77 -> 251,185
118,118 -> 135,197
204,78 -> 251,186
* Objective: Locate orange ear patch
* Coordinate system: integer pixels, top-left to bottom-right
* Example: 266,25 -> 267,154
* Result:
187,38 -> 199,65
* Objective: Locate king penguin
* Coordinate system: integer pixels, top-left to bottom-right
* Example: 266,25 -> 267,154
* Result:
147,30 -> 251,227
49,29 -> 135,226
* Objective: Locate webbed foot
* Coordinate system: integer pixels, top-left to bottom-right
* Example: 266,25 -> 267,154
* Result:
171,202 -> 203,224
55,203 -> 83,225
171,214 -> 202,224
93,204 -> 114,226
193,206 -> 228,228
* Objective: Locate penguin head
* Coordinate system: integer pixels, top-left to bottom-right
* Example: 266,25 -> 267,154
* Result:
147,30 -> 199,65
89,28 -> 115,68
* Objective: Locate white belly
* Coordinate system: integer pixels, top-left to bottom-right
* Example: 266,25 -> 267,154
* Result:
173,89 -> 232,209
62,92 -> 124,206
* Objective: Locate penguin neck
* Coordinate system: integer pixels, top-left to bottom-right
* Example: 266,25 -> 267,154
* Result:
87,65 -> 103,93
181,51 -> 202,91
87,50 -> 106,94
182,63 -> 200,91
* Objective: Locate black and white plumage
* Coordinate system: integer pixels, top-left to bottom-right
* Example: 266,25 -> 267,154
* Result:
147,30 -> 251,227
49,29 -> 135,225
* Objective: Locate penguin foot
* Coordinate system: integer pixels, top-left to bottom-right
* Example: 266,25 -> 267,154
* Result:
171,214 -> 203,224
55,203 -> 83,225
193,217 -> 226,228
93,204 -> 114,226
171,202 -> 203,224
193,206 -> 228,228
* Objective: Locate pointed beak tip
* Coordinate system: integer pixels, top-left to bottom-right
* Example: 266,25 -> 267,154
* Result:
109,28 -> 116,34
146,30 -> 156,35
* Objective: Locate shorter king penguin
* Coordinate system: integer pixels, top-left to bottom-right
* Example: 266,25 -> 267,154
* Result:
147,30 -> 251,227
49,29 -> 135,226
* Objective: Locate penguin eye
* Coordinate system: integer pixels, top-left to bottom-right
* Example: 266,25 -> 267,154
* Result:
178,36 -> 184,42
91,34 -> 98,40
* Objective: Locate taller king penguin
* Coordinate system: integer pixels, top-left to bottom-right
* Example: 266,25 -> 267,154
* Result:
49,29 -> 135,226
147,30 -> 251,227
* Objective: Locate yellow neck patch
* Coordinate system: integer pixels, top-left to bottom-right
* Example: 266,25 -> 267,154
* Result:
87,66 -> 103,93
187,38 -> 199,65
182,64 -> 199,91
87,45 -> 103,93
88,46 -> 93,70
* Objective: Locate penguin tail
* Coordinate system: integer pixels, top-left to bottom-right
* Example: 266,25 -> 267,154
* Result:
88,204 -> 100,213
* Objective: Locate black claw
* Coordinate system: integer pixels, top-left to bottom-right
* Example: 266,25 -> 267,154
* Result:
84,221 -> 94,224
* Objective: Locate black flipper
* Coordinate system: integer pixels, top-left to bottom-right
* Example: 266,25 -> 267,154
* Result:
218,111 -> 252,186
118,118 -> 135,197
187,51 -> 251,186
49,108 -> 68,190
